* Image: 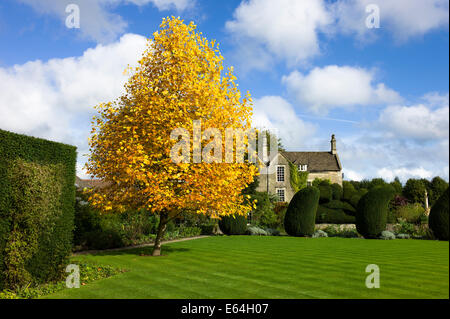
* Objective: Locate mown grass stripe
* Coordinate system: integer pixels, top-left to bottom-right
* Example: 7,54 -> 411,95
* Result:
44,237 -> 448,299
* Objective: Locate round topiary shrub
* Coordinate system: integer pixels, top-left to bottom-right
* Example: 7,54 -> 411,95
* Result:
218,214 -> 248,235
429,187 -> 449,241
284,186 -> 320,236
356,185 -> 396,239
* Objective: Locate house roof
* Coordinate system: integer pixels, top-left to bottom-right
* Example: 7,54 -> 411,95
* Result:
280,151 -> 342,172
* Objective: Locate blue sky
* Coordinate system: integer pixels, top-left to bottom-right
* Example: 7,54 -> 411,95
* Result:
0,0 -> 448,182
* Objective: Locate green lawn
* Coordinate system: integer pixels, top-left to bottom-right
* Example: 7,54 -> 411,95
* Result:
44,236 -> 449,299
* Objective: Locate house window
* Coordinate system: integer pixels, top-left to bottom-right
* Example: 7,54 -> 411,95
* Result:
276,166 -> 285,182
276,188 -> 286,202
299,164 -> 308,172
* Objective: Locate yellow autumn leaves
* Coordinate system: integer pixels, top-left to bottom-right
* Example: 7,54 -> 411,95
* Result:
86,16 -> 257,219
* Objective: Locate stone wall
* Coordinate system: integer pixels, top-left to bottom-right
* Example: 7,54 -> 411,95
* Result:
256,154 -> 295,202
308,171 -> 343,186
256,154 -> 343,202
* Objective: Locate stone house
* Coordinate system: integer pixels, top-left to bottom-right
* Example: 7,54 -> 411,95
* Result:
256,134 -> 343,203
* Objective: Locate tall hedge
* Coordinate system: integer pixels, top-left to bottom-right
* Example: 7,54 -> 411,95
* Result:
219,214 -> 248,235
355,185 -> 396,239
0,129 -> 76,290
284,186 -> 320,237
429,187 -> 449,241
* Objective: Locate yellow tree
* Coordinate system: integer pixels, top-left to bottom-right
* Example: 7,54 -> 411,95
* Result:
86,17 -> 257,256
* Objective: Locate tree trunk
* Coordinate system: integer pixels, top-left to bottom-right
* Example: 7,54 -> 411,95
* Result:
152,212 -> 169,256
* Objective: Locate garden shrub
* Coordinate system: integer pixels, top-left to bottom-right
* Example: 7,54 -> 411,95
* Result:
369,178 -> 387,190
265,228 -> 281,236
0,129 -> 76,290
379,231 -> 396,240
273,202 -> 288,229
394,203 -> 425,223
284,187 -> 320,237
199,222 -> 217,235
403,179 -> 427,204
355,185 -> 396,239
318,185 -> 333,204
248,192 -> 278,229
74,193 -> 160,250
322,225 -> 359,238
312,230 -> 328,238
390,177 -> 403,195
331,183 -> 343,201
348,188 -> 368,209
393,220 -> 416,236
312,178 -> 331,187
246,226 -> 269,236
74,193 -> 210,250
164,226 -> 202,240
219,214 -> 248,235
343,181 -> 357,201
316,206 -> 356,224
323,200 -> 356,215
429,187 -> 449,241
430,177 -> 449,206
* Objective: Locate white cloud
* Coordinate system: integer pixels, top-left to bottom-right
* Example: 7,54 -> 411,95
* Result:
343,169 -> 365,182
331,0 -> 449,42
421,91 -> 449,107
336,92 -> 450,183
252,96 -> 317,150
18,0 -> 195,43
226,0 -> 449,69
282,65 -> 402,114
225,0 -> 332,68
377,167 -> 434,182
338,134 -> 449,183
378,103 -> 449,141
0,33 -> 148,177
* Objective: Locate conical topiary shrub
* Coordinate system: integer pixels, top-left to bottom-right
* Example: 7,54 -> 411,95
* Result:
429,187 -> 449,241
218,214 -> 248,235
356,185 -> 396,239
284,186 -> 320,237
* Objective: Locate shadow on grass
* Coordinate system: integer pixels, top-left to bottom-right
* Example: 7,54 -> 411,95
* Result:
90,245 -> 191,257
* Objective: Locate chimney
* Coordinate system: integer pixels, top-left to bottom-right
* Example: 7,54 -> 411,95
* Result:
262,133 -> 269,164
331,134 -> 337,155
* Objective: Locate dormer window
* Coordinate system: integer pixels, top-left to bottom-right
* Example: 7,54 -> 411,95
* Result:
299,164 -> 308,172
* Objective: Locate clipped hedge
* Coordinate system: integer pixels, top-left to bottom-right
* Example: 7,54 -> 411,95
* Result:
318,185 -> 333,204
284,186 -> 320,236
323,200 -> 356,215
0,129 -> 76,290
219,214 -> 248,235
429,187 -> 449,241
356,185 -> 396,239
343,181 -> 357,201
331,183 -> 343,201
316,206 -> 356,224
